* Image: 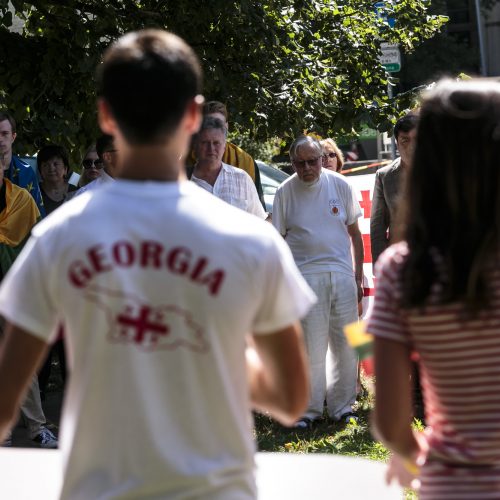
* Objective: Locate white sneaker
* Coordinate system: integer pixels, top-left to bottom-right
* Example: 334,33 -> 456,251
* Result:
32,427 -> 58,448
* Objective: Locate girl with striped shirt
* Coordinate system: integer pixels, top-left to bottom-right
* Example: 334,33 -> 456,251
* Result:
368,79 -> 500,499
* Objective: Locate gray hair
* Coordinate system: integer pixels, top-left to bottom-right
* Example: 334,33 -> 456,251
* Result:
198,116 -> 228,139
289,135 -> 322,161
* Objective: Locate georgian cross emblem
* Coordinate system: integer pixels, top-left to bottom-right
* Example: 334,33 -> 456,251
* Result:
117,305 -> 169,345
83,285 -> 208,352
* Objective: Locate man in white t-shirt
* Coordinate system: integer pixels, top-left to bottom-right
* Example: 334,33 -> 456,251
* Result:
273,135 -> 364,428
191,116 -> 267,219
75,134 -> 119,196
0,30 -> 314,500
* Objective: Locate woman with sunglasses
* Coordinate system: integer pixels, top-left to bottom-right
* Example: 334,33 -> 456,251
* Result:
78,144 -> 103,187
320,138 -> 344,173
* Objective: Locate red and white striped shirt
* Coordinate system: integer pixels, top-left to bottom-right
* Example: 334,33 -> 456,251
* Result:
367,242 -> 500,498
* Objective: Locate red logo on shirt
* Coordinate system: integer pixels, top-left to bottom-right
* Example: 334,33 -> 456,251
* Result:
84,285 -> 208,352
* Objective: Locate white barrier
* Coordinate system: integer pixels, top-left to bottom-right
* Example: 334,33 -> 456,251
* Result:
0,449 -> 402,499
346,173 -> 376,319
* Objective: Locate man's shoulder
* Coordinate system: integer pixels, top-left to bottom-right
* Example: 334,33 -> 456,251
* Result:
376,158 -> 401,177
75,177 -> 100,196
12,155 -> 36,175
322,169 -> 353,192
221,162 -> 252,180
12,155 -> 30,167
31,193 -> 90,238
276,172 -> 297,190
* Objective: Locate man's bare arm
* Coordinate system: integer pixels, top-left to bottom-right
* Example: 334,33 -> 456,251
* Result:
347,221 -> 364,303
0,323 -> 49,442
247,322 -> 309,426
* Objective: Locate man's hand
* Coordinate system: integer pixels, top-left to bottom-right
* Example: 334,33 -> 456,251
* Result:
247,323 -> 309,426
355,277 -> 363,303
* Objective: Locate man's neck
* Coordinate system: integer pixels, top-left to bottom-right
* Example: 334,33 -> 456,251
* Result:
118,149 -> 186,182
193,161 -> 222,186
4,152 -> 13,167
103,167 -> 114,179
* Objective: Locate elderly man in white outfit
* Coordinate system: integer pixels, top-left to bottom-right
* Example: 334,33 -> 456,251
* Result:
273,135 -> 364,428
191,117 -> 267,219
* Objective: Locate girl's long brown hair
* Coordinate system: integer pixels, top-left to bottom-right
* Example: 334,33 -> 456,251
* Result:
395,79 -> 500,311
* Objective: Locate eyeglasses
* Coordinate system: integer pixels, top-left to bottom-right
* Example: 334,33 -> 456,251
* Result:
323,152 -> 337,159
292,156 -> 322,168
82,159 -> 104,169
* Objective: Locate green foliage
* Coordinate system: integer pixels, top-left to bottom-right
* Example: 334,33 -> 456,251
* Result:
0,1 -> 446,157
229,129 -> 281,163
397,0 -> 480,92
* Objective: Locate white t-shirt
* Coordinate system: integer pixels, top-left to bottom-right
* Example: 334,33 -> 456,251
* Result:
74,169 -> 114,197
272,169 -> 362,276
191,162 -> 266,219
0,180 -> 315,500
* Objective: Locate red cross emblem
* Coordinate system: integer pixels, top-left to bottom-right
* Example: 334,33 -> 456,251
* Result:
359,190 -> 372,219
117,305 -> 169,345
83,285 -> 208,352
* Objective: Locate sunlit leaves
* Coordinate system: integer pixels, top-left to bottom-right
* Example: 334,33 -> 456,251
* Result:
0,0 -> 446,159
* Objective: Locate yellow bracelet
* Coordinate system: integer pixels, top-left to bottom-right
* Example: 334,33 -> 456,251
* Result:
402,458 -> 420,476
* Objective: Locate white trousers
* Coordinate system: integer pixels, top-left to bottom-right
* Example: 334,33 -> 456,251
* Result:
2,375 -> 46,445
301,271 -> 358,420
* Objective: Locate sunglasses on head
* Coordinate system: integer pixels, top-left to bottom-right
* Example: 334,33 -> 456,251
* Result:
82,159 -> 103,169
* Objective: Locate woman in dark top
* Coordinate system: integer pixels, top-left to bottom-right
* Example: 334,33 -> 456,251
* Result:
36,144 -> 72,398
37,145 -> 77,215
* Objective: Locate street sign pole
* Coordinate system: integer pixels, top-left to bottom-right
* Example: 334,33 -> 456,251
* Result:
375,2 -> 400,161
387,82 -> 396,160
379,42 -> 401,160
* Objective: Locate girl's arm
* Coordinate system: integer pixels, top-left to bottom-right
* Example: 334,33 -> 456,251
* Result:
372,337 -> 418,457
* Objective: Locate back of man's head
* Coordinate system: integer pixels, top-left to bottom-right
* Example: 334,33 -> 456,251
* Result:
394,112 -> 419,141
203,101 -> 228,121
97,29 -> 202,145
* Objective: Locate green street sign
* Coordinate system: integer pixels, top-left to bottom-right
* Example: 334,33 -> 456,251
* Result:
383,62 -> 401,73
380,43 -> 401,73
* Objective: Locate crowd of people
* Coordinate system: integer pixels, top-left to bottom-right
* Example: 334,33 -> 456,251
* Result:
0,27 -> 498,500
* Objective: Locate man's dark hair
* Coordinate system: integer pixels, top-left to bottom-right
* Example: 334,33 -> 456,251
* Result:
0,111 -> 17,134
203,101 -> 228,121
97,29 -> 202,145
96,134 -> 114,159
37,144 -> 69,170
394,112 -> 418,141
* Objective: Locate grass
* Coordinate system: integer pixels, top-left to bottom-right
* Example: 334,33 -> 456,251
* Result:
254,382 -> 387,460
254,378 -> 418,499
